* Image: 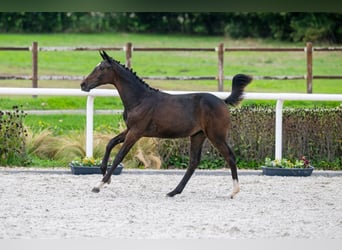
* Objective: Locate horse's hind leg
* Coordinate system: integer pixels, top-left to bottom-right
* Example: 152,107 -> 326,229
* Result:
208,137 -> 240,199
100,130 -> 127,176
225,145 -> 240,198
167,132 -> 206,197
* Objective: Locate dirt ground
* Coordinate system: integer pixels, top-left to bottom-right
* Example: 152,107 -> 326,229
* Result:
0,168 -> 341,239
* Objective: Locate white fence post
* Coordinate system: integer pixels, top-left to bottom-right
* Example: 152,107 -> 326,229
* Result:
86,95 -> 94,157
275,99 -> 284,160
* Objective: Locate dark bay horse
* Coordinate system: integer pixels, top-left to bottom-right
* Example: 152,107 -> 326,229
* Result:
81,51 -> 252,198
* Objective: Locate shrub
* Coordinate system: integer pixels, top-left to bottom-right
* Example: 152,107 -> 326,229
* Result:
0,106 -> 29,166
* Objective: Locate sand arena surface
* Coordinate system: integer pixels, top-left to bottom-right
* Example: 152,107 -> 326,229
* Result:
0,168 -> 341,239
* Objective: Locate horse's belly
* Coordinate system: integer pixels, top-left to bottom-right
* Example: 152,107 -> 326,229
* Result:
144,120 -> 199,138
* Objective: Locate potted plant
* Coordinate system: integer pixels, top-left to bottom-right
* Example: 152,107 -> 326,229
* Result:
261,156 -> 314,176
69,156 -> 123,175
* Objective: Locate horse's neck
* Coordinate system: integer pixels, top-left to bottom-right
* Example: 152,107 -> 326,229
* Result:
114,74 -> 149,110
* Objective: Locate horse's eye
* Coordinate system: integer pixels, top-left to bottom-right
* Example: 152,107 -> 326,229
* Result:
99,66 -> 105,71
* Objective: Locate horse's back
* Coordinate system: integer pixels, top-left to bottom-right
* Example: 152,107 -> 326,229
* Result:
168,92 -> 231,129
159,92 -> 229,118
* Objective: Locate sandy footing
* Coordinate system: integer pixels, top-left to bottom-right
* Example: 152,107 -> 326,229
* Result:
0,168 -> 341,239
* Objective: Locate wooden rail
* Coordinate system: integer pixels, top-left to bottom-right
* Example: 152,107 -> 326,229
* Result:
1,42 -> 341,93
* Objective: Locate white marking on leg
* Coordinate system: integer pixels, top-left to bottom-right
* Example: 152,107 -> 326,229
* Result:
94,181 -> 105,190
230,179 -> 240,199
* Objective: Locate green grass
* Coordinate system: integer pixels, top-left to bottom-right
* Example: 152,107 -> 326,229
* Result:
0,33 -> 341,93
25,114 -> 123,134
1,33 -> 307,48
0,95 -> 123,110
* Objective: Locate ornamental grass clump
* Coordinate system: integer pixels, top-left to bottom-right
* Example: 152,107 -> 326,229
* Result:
0,106 -> 29,166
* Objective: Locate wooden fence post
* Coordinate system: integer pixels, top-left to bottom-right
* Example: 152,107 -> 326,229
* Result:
306,42 -> 313,93
217,43 -> 224,91
125,42 -> 132,69
32,41 -> 38,97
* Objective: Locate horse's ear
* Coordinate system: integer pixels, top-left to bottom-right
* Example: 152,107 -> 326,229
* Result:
102,50 -> 111,61
100,50 -> 112,62
99,50 -> 106,60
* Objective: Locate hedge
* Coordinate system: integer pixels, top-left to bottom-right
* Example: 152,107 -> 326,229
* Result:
158,106 -> 342,170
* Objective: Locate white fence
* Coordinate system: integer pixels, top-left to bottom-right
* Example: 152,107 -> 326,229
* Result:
1,87 -> 342,161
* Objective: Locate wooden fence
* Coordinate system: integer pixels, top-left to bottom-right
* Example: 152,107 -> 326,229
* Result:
1,42 -> 341,93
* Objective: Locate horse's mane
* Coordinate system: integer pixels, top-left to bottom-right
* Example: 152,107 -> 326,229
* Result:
104,52 -> 159,92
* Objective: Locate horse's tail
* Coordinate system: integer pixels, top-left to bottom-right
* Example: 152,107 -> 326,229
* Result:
224,74 -> 252,106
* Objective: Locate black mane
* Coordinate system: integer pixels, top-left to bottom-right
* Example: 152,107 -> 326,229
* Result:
105,53 -> 159,92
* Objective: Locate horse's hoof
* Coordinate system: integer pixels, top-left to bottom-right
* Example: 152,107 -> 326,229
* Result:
230,180 -> 240,199
166,191 -> 178,197
230,191 -> 239,199
92,187 -> 100,193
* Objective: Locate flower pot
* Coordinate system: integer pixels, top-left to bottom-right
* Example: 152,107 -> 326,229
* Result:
261,166 -> 314,177
70,163 -> 123,175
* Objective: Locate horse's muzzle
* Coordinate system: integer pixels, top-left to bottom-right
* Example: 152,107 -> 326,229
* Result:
80,82 -> 90,92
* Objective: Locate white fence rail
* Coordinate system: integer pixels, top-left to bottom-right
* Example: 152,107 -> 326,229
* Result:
1,87 -> 342,161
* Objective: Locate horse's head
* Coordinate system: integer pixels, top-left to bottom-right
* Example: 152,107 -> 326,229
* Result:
81,51 -> 116,92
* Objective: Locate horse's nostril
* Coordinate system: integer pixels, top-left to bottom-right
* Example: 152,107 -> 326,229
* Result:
80,82 -> 88,91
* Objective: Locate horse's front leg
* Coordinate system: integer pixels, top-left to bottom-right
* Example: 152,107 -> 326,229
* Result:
100,130 -> 127,176
92,131 -> 140,193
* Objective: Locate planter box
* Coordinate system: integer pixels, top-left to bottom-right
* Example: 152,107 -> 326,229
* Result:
70,163 -> 123,175
261,166 -> 314,177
